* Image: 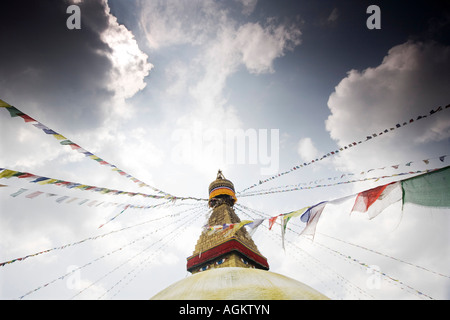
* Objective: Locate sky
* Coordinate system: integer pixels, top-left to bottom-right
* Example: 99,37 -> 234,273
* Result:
0,0 -> 449,300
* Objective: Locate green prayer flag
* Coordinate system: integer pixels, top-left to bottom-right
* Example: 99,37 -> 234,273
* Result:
402,166 -> 450,207
60,140 -> 75,145
5,106 -> 24,117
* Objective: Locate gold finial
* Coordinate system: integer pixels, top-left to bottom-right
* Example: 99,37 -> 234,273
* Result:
217,169 -> 225,180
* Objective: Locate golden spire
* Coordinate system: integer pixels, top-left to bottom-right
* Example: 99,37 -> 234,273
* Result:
186,170 -> 269,273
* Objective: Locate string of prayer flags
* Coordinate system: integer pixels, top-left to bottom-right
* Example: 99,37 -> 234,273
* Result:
0,167 -> 206,202
238,159 -> 448,198
238,103 -> 449,193
238,165 -> 450,243
1,182 -> 179,222
0,201 -> 204,269
239,154 -> 448,197
98,204 -> 130,229
0,98 -> 174,198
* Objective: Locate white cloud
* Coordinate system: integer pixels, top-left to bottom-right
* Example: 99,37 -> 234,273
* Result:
138,0 -> 302,175
297,137 -> 319,162
235,0 -> 258,15
325,41 -> 450,173
100,0 -> 152,120
236,21 -> 302,74
138,0 -> 223,50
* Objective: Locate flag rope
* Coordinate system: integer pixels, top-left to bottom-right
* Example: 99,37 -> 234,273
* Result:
0,203 -> 204,268
0,98 -> 172,198
72,207 -> 204,299
239,155 -> 447,197
18,204 -> 204,299
0,167 -> 207,202
238,103 -> 449,194
103,209 -> 204,299
238,166 -> 446,198
317,232 -> 450,280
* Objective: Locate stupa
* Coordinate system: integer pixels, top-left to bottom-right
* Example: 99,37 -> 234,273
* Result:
151,170 -> 328,300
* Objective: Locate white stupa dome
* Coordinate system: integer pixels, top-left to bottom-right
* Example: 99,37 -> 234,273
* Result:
151,267 -> 328,300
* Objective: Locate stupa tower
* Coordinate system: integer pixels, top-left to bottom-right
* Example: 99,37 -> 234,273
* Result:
186,170 -> 269,273
151,170 -> 329,300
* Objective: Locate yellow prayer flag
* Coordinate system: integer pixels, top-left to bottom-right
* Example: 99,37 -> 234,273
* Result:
0,99 -> 11,108
224,220 -> 253,237
37,178 -> 58,185
0,170 -> 18,179
52,134 -> 67,141
283,207 -> 309,219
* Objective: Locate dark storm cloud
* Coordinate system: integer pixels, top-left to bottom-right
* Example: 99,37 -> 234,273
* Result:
0,0 -> 116,132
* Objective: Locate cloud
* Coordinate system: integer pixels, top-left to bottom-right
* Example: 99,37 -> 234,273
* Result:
0,0 -> 151,132
234,0 -> 258,15
297,137 -> 319,162
235,20 -> 302,74
100,1 -> 152,108
325,41 -> 450,172
138,0 -> 223,50
138,0 -> 301,175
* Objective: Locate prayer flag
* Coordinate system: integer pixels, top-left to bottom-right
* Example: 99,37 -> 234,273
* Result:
18,114 -> 36,122
56,196 -> 70,203
43,128 -> 58,135
31,177 -> 50,184
37,178 -> 58,185
66,197 -> 79,204
351,182 -> 402,219
60,140 -> 75,145
10,188 -> 28,198
0,99 -> 11,107
52,134 -> 67,140
26,191 -> 44,199
402,166 -> 450,207
300,202 -> 327,238
0,170 -> 19,179
5,106 -> 24,117
246,219 -> 264,236
268,215 -> 280,230
16,173 -> 36,180
283,207 -> 309,220
32,122 -> 49,130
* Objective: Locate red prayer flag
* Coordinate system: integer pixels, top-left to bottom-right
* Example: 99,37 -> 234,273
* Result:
351,182 -> 402,219
268,215 -> 280,230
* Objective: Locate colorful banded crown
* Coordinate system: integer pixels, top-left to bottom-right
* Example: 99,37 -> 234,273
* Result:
208,170 -> 237,207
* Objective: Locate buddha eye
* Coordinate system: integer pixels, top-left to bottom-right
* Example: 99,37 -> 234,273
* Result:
216,258 -> 226,265
199,265 -> 209,272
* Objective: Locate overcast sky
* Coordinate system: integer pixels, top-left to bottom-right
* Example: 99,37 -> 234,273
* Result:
1,0 -> 449,300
